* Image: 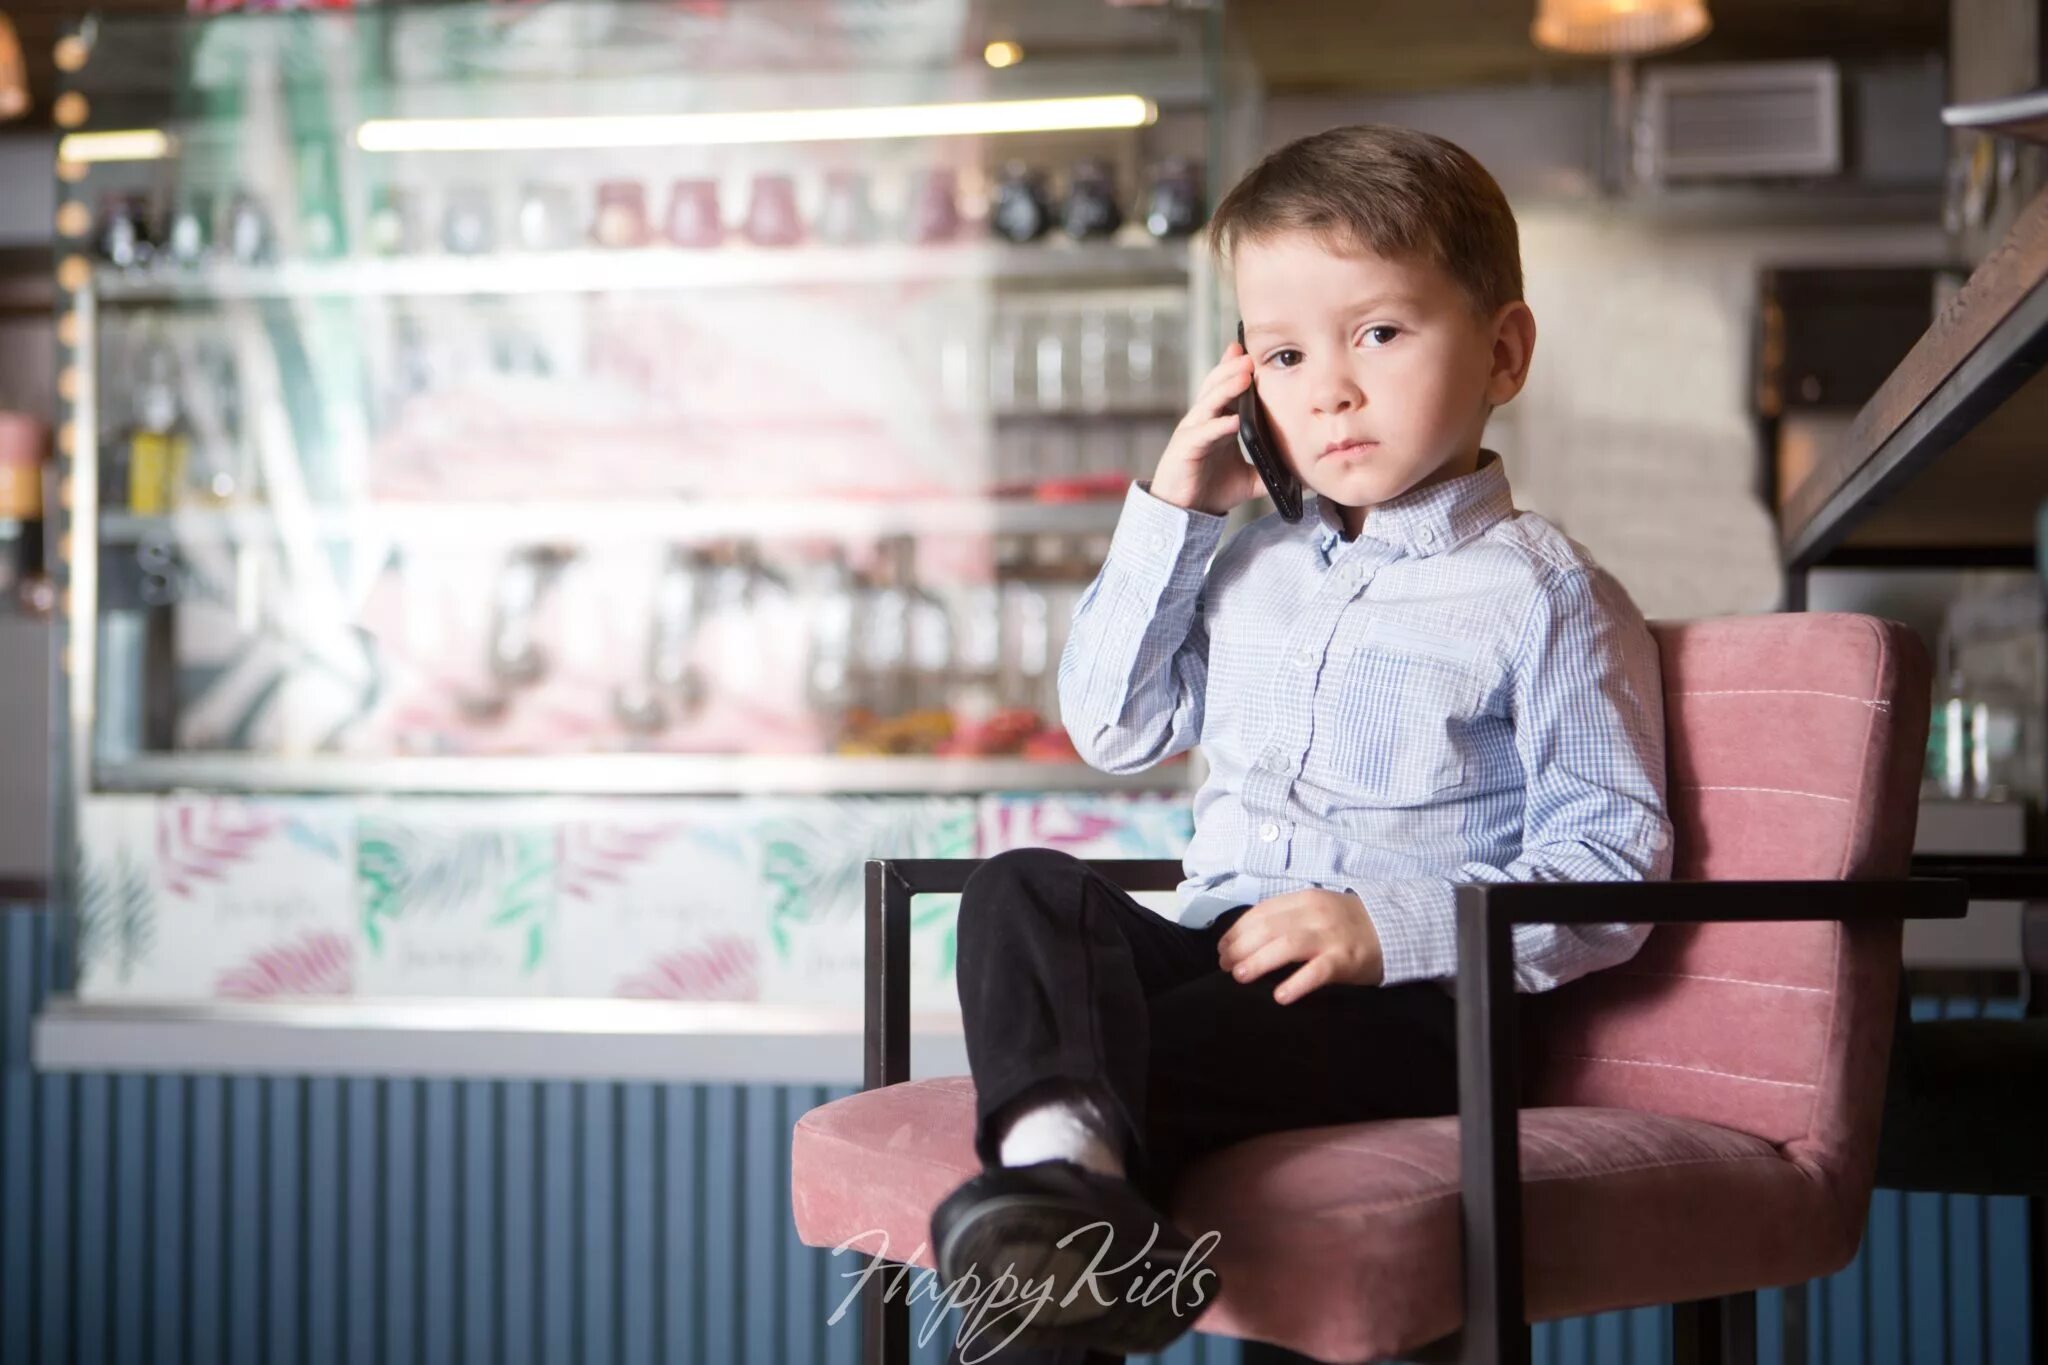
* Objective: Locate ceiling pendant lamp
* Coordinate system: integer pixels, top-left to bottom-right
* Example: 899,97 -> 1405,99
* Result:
1531,0 -> 1712,56
0,13 -> 30,123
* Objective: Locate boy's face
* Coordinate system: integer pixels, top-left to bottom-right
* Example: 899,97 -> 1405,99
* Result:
1232,231 -> 1535,532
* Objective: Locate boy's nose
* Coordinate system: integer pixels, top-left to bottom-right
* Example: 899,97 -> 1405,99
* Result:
1313,382 -> 1363,415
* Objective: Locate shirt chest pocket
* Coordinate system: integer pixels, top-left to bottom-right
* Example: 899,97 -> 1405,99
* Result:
1312,623 -> 1486,805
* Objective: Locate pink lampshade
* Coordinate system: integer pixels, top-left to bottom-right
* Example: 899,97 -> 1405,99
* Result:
1532,0 -> 1712,56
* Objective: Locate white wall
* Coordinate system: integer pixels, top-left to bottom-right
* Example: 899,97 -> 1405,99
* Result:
1486,208 -> 1947,620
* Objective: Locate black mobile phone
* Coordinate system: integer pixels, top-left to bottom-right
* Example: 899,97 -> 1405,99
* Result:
1235,321 -> 1304,522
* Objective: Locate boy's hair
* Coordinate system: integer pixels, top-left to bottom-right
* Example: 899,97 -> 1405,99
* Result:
1207,124 -> 1523,316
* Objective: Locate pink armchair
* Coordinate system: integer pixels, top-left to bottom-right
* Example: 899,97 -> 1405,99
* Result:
791,612 -> 1966,1363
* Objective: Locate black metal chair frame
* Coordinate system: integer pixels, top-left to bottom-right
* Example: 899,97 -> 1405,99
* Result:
855,858 -> 1966,1365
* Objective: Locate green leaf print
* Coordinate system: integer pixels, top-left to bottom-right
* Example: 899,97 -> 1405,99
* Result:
493,836 -> 555,980
761,838 -> 812,963
357,834 -> 406,959
755,801 -> 976,976
77,849 -> 156,986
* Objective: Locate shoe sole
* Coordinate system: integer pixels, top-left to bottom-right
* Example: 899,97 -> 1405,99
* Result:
935,1190 -> 1210,1354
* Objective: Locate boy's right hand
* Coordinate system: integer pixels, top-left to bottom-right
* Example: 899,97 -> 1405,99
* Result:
1146,341 -> 1271,518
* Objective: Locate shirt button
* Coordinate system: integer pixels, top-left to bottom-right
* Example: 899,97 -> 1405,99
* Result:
1294,649 -> 1313,667
1260,822 -> 1281,842
1262,752 -> 1286,772
1650,828 -> 1670,851
1418,527 -> 1437,546
1152,532 -> 1171,552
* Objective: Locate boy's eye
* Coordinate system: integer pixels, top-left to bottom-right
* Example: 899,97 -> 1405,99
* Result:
1360,325 -> 1400,348
1268,348 -> 1303,369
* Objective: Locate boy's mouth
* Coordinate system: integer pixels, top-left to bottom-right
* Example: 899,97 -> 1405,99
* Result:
1320,437 -> 1379,460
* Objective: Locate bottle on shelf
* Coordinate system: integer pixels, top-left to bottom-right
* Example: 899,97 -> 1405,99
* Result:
803,546 -> 860,741
441,185 -> 495,256
903,166 -> 962,244
1937,585 -> 2047,804
180,340 -> 252,508
949,579 -> 1003,726
815,170 -> 879,246
298,142 -> 346,260
898,538 -> 955,715
856,550 -> 910,723
596,180 -> 654,249
366,186 -> 417,257
164,193 -> 212,269
990,162 -> 1052,244
225,191 -> 273,266
96,192 -> 155,271
1141,157 -> 1205,240
742,174 -> 804,247
1061,159 -> 1123,241
614,545 -> 709,733
125,341 -> 189,516
515,183 -> 578,252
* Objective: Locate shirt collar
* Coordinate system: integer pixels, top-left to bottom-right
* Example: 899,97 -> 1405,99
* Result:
1311,448 -> 1515,561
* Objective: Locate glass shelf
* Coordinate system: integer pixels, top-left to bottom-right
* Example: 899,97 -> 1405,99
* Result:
97,495 -> 1135,546
89,239 -> 1193,304
94,752 -> 1194,797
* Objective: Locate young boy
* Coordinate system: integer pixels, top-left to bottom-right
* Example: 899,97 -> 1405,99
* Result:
928,125 -> 1673,1364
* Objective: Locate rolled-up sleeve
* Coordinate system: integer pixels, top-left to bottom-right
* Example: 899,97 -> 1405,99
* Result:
1056,480 -> 1229,774
1340,566 -> 1673,992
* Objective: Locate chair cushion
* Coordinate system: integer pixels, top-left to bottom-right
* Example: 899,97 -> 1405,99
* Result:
792,1078 -> 1850,1362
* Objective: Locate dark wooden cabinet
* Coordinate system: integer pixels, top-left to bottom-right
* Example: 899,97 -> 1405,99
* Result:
1755,266 -> 1938,415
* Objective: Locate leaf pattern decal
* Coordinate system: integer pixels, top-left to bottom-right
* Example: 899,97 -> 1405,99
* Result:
359,821 -> 555,973
616,934 -> 758,1001
216,931 -> 353,998
757,799 -> 973,973
77,848 -> 156,987
557,822 -> 684,903
158,801 -> 282,898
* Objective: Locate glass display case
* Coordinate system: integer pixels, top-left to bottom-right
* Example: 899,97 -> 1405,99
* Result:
43,0 -> 1257,1041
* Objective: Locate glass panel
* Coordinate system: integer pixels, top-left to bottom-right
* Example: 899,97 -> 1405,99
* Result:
62,0 -> 1234,784
54,0 -> 1249,1009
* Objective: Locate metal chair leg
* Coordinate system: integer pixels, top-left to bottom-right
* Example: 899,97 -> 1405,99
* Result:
1779,1280 -> 1807,1365
1674,1291 -> 1758,1365
863,1257 -> 910,1365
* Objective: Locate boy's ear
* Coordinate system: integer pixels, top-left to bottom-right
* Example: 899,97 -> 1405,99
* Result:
1485,300 -> 1537,406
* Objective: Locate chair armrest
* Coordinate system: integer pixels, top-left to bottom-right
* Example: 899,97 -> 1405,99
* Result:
861,857 -> 1185,1090
1464,876 -> 1967,926
1452,874 -> 1966,1363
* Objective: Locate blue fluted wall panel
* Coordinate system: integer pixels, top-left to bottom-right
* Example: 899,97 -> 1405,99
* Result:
2,908 -> 2032,1364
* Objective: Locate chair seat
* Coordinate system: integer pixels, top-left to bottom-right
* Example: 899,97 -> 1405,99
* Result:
792,1076 -> 1855,1362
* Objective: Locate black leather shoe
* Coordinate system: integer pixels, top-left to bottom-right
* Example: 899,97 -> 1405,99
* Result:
929,1159 -> 1221,1356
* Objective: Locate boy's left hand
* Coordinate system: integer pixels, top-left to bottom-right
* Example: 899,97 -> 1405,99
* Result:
1215,889 -> 1385,1004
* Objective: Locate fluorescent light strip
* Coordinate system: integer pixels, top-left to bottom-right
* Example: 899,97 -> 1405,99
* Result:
357,94 -> 1156,153
57,129 -> 175,163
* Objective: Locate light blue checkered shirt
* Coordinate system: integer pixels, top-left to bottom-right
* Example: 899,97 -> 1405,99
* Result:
1057,450 -> 1674,993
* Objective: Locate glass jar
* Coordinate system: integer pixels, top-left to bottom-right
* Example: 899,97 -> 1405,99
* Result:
661,179 -> 721,249
594,180 -> 653,249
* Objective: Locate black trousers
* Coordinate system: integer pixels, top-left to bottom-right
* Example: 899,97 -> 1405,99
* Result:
942,847 -> 1465,1365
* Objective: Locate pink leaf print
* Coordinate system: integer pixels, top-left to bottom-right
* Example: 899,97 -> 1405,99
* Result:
986,803 -> 1126,854
558,823 -> 685,903
616,935 -> 758,1001
1042,812 -> 1122,847
215,931 -> 354,998
159,801 -> 283,899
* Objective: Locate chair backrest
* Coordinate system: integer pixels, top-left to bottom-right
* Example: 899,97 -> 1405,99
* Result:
1526,613 -> 1930,1222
